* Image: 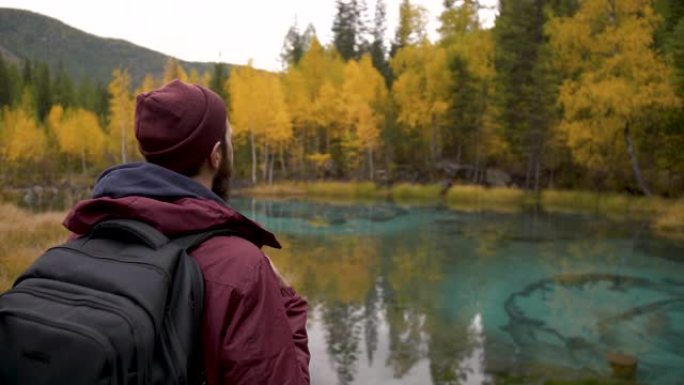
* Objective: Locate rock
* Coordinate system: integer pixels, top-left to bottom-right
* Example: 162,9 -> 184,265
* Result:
607,353 -> 638,380
485,168 -> 512,187
435,160 -> 474,179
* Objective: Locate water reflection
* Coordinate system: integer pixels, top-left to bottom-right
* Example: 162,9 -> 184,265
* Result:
232,198 -> 684,385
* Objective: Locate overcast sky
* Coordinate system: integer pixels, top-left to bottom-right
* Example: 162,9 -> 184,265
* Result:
0,0 -> 498,71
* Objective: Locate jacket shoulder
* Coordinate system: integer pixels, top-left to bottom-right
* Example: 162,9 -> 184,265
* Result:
189,234 -> 266,293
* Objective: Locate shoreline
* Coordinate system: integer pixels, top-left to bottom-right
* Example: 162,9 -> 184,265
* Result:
237,181 -> 684,239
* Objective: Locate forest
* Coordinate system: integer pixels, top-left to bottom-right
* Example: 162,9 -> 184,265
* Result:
0,0 -> 683,198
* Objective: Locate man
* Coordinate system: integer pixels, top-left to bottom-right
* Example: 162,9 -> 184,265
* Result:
62,80 -> 310,385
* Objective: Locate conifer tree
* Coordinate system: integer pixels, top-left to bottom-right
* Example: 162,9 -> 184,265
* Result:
52,64 -> 75,109
671,17 -> 684,97
333,0 -> 359,61
0,56 -> 11,108
281,20 -> 316,67
34,63 -> 52,122
209,62 -> 230,108
370,0 -> 391,84
494,0 -> 569,191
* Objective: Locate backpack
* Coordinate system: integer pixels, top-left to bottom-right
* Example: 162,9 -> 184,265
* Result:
0,219 -> 232,385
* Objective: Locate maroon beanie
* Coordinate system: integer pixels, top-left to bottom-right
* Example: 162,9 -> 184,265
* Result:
135,79 -> 227,175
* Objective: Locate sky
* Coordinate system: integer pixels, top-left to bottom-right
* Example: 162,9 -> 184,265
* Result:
0,0 -> 498,71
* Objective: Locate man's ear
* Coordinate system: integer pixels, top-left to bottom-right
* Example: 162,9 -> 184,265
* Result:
210,141 -> 221,170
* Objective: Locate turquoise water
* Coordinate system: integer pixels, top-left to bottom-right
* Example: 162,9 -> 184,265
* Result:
231,198 -> 684,385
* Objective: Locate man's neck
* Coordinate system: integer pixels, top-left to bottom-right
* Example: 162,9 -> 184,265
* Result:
192,172 -> 213,192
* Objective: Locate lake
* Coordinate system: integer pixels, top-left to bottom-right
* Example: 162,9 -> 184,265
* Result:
230,198 -> 684,385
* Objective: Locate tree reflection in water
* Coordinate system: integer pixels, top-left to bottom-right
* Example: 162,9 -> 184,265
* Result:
244,198 -> 684,385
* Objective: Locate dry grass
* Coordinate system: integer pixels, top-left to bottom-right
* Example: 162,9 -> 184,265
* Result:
652,200 -> 684,240
446,185 -> 530,213
390,183 -> 442,202
0,204 -> 67,292
305,182 -> 383,199
243,182 -> 389,200
240,182 -> 307,197
541,189 -> 671,218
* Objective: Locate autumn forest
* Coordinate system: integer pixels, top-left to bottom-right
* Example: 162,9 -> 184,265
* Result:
1,0 -> 683,198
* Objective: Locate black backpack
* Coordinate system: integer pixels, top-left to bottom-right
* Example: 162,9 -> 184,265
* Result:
0,219 -> 232,385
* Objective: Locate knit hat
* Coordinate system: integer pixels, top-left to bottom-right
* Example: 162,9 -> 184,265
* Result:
135,79 -> 227,175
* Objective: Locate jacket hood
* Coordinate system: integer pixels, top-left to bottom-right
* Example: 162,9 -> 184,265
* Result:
64,163 -> 280,249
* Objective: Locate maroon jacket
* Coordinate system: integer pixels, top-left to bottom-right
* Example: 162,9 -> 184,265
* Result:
62,163 -> 310,385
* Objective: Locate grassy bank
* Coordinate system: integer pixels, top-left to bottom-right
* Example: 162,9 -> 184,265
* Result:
0,204 -> 67,292
241,182 -> 683,230
652,202 -> 684,240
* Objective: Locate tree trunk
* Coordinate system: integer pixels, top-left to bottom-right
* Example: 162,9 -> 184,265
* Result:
250,129 -> 257,184
81,148 -> 87,175
368,147 -> 374,182
473,141 -> 481,184
262,144 -> 269,182
279,145 -> 287,176
624,124 -> 652,197
534,152 -> 541,193
430,123 -> 437,164
120,119 -> 127,163
456,143 -> 462,165
268,155 -> 275,185
525,153 -> 534,191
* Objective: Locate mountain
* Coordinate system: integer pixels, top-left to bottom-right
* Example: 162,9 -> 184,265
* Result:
0,8 -> 230,86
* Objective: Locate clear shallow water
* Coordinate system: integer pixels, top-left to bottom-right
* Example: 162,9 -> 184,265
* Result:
231,198 -> 684,385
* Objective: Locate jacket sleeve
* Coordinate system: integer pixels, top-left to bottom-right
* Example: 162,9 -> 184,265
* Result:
212,256 -> 310,385
280,287 -> 310,384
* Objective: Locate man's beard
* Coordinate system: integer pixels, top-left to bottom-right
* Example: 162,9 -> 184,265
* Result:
211,140 -> 231,201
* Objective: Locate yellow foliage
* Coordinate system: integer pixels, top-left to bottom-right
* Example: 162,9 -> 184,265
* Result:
549,0 -> 679,169
283,38 -> 345,130
341,55 -> 387,151
107,68 -> 137,163
229,62 -> 292,150
0,106 -> 47,162
395,0 -> 429,47
136,74 -> 158,95
392,42 -> 451,158
162,58 -> 188,84
48,106 -> 107,166
282,68 -> 310,126
188,68 -> 201,85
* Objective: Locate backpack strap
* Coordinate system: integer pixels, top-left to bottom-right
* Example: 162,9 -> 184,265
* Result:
172,228 -> 240,253
170,228 -> 237,385
90,219 -> 168,249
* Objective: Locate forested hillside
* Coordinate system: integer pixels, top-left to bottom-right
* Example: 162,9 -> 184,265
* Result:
0,8 -> 221,85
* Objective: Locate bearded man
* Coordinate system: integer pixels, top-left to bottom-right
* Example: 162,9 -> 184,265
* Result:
63,80 -> 310,385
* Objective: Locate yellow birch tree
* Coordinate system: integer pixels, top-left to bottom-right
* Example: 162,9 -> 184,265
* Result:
1,106 -> 47,163
391,43 -> 451,165
107,68 -> 136,163
341,55 -> 388,179
162,58 -> 189,84
49,106 -> 107,173
229,62 -> 292,184
548,0 -> 679,195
